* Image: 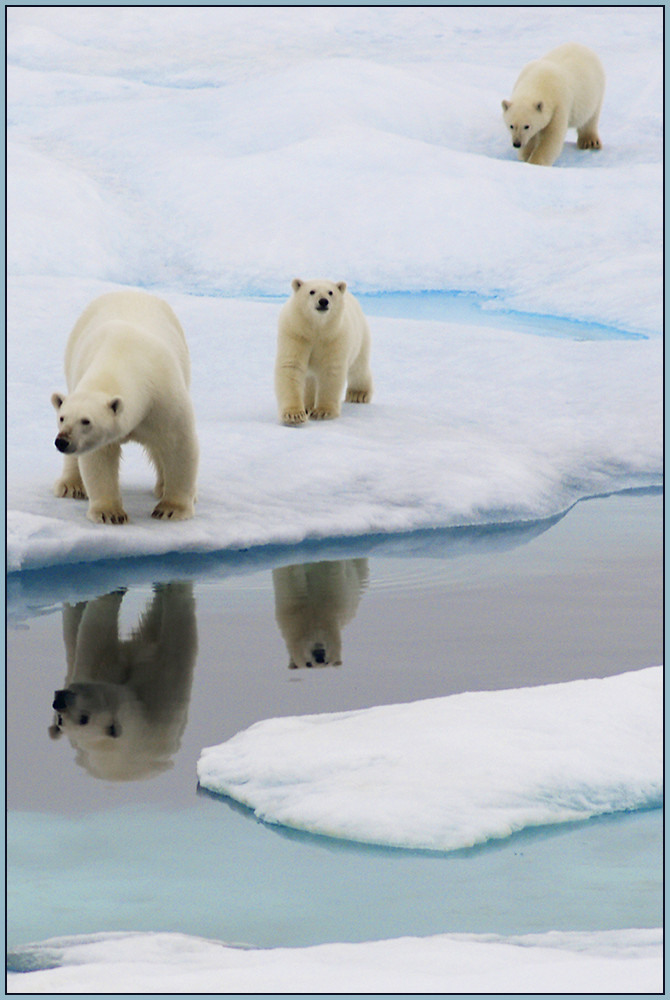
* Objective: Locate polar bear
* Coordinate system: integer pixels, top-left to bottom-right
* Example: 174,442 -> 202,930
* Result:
502,43 -> 605,166
275,278 -> 373,424
273,558 -> 369,669
51,290 -> 199,523
49,583 -> 198,781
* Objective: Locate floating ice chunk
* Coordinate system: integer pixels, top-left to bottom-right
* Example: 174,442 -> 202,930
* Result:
198,666 -> 662,851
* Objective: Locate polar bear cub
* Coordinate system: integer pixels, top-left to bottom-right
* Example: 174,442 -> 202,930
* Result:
51,290 -> 199,524
275,278 -> 373,424
502,43 -> 605,166
273,558 -> 369,669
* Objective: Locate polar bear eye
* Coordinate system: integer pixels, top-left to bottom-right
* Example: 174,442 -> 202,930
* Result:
81,418 -> 90,426
309,290 -> 316,295
328,291 -> 333,296
79,713 -> 90,726
524,124 -> 529,130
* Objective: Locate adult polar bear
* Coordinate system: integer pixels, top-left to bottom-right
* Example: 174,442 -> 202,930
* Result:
52,290 -> 198,523
502,43 -> 605,166
275,278 -> 373,424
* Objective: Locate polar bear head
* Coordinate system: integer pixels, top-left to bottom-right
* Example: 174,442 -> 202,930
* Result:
290,278 -> 347,324
501,99 -> 551,149
51,389 -> 123,455
50,682 -> 178,781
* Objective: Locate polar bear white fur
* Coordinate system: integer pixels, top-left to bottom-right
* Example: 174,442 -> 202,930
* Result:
51,290 -> 199,523
275,278 -> 373,424
49,584 -> 197,781
273,558 -> 369,669
502,43 -> 605,166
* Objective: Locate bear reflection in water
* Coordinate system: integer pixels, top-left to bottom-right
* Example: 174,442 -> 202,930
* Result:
273,558 -> 369,669
49,582 -> 197,781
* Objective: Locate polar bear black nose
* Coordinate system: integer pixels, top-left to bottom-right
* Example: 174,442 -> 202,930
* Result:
312,646 -> 327,664
513,140 -> 521,148
55,435 -> 70,453
53,689 -> 75,711
317,298 -> 329,309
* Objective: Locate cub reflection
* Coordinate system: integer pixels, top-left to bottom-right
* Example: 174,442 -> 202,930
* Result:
49,582 -> 197,781
273,558 -> 369,669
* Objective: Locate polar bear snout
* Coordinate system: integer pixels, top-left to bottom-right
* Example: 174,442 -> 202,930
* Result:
55,434 -> 73,453
53,689 -> 75,712
311,644 -> 327,664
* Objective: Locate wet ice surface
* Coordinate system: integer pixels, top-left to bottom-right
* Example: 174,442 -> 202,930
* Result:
7,491 -> 662,951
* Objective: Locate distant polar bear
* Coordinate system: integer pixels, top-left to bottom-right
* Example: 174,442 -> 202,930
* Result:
273,558 -> 369,669
502,43 -> 605,166
51,290 -> 199,523
275,278 -> 373,424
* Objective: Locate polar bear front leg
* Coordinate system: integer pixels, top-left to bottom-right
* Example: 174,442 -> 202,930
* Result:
275,355 -> 310,425
311,366 -> 347,420
526,112 -> 568,166
54,455 -> 88,500
577,101 -> 603,149
150,419 -> 198,521
79,444 -> 128,525
345,347 -> 373,404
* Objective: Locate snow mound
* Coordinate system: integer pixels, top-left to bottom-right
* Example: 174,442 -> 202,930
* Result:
7,928 -> 663,995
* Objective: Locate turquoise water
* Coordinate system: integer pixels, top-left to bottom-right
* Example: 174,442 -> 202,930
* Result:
6,491 -> 663,952
250,289 -> 649,341
7,804 -> 661,956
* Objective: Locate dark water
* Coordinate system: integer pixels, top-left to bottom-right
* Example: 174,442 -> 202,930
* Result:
6,490 -> 663,951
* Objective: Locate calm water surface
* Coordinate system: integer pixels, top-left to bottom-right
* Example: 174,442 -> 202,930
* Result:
6,490 -> 662,952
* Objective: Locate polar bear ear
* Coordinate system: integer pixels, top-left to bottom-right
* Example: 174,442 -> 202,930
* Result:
109,397 -> 123,415
502,99 -> 511,111
291,278 -> 303,293
536,101 -> 543,112
336,281 -> 347,294
51,392 -> 65,411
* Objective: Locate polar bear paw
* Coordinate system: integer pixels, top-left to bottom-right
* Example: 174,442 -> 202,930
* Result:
87,503 -> 128,525
281,408 -> 308,425
151,499 -> 194,520
345,389 -> 371,404
310,406 -> 339,420
55,478 -> 88,500
577,133 -> 602,150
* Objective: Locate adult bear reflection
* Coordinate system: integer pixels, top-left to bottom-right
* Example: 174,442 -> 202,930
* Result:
273,558 -> 369,669
49,582 -> 197,781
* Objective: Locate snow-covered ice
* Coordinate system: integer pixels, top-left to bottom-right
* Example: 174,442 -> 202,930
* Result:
6,5 -> 662,573
6,928 -> 663,995
198,666 -> 662,851
6,5 -> 663,992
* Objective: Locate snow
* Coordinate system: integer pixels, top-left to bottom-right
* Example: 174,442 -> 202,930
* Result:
198,666 -> 662,851
6,6 -> 663,992
7,928 -> 663,995
6,5 -> 662,573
